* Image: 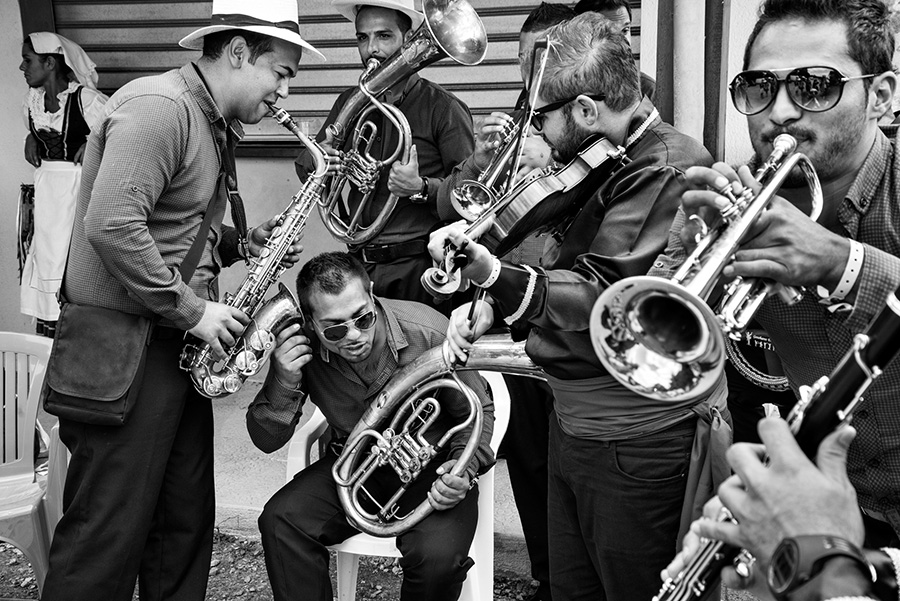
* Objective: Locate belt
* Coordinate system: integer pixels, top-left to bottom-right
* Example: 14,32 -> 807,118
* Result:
152,325 -> 185,342
355,239 -> 427,264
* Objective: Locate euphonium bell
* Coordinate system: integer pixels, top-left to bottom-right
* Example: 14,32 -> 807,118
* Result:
319,0 -> 488,245
589,134 -> 823,401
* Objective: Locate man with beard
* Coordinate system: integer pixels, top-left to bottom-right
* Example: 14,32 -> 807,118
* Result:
427,13 -> 730,601
249,252 -> 494,601
652,0 -> 900,561
295,0 -> 474,313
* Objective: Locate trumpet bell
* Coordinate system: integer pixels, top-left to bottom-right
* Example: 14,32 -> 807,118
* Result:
451,180 -> 496,221
590,276 -> 725,401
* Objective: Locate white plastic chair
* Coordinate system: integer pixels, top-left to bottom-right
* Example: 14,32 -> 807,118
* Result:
0,332 -> 54,595
286,371 -> 511,601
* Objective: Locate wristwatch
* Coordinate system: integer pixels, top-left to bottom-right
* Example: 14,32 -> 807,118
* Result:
768,535 -> 876,600
409,176 -> 429,203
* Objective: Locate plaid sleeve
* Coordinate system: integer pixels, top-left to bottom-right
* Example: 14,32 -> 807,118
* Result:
245,368 -> 307,454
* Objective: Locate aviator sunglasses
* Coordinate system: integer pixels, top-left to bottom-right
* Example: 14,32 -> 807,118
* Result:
531,93 -> 606,130
729,66 -> 875,116
317,309 -> 377,341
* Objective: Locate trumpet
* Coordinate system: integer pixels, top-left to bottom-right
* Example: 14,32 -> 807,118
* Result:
319,0 -> 487,245
332,334 -> 542,537
590,134 -> 823,402
653,286 -> 900,601
451,119 -> 522,221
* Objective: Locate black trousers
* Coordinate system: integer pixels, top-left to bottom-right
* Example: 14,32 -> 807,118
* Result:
356,251 -> 453,315
499,374 -> 553,598
42,336 -> 215,601
258,448 -> 478,601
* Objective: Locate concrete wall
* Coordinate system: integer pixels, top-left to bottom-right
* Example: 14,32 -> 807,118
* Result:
0,7 -> 340,334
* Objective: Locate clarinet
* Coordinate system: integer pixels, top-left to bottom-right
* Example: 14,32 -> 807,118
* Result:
654,285 -> 900,601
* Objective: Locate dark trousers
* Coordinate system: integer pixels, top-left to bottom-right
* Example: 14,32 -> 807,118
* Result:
357,252 -> 453,315
258,448 -> 478,601
42,336 -> 215,601
499,375 -> 553,598
547,417 -> 696,601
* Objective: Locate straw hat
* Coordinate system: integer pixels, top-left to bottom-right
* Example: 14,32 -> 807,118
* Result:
179,0 -> 324,61
331,0 -> 425,31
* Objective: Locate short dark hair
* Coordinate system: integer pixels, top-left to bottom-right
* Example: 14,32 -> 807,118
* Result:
573,0 -> 633,21
743,0 -> 894,83
522,3 -> 576,34
295,252 -> 370,317
540,12 -> 640,112
201,29 -> 276,62
356,6 -> 414,34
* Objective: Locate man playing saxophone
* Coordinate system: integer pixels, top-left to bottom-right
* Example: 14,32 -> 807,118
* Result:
248,251 -> 494,601
40,2 -> 319,599
428,13 -> 729,601
294,0 -> 475,312
652,1 -> 900,584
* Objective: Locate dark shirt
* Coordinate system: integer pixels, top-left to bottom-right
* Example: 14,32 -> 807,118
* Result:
246,297 -> 495,480
65,64 -> 242,329
295,74 -> 475,245
650,126 -> 900,516
484,97 -> 714,380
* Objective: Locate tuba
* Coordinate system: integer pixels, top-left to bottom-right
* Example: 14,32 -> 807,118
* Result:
332,334 -> 542,537
590,134 -> 823,402
319,0 -> 488,245
179,104 -> 328,398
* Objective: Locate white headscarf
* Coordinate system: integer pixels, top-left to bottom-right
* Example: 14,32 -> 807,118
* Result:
27,32 -> 99,90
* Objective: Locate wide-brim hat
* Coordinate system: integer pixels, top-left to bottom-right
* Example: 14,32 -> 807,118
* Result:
331,0 -> 425,31
179,0 -> 325,62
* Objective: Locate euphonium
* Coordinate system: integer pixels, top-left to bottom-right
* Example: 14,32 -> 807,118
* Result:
319,0 -> 487,245
332,334 -> 542,537
590,134 -> 823,402
179,104 -> 328,399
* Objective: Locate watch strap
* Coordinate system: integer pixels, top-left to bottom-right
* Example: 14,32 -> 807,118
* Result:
769,535 -> 876,600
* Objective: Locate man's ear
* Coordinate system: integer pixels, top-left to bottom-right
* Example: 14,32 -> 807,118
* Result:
572,94 -> 601,127
869,71 -> 898,121
228,36 -> 248,67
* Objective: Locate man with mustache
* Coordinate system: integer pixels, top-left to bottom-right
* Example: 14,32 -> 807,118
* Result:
248,251 -> 494,601
652,0 -> 900,586
428,12 -> 729,601
295,0 -> 474,314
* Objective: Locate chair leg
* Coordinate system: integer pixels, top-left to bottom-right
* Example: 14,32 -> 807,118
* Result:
336,550 -> 360,601
19,506 -> 51,596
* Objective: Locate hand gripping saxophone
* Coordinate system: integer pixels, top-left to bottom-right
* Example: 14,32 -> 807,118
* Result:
179,103 -> 329,398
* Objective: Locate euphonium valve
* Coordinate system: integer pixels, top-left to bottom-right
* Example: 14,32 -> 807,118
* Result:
179,104 -> 328,398
590,134 -> 823,401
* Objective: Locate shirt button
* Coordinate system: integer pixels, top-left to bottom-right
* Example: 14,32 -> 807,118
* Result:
856,409 -> 869,419
868,457 -> 881,469
860,198 -> 868,207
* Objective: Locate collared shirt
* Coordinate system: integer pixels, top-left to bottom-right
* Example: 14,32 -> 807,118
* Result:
485,97 -> 714,381
65,64 -> 243,329
295,73 -> 475,245
650,126 -> 900,516
246,297 -> 495,479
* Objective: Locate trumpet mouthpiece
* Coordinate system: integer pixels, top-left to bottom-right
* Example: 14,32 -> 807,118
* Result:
772,133 -> 797,156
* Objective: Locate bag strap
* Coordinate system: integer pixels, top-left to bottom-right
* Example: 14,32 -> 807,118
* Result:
179,170 -> 223,283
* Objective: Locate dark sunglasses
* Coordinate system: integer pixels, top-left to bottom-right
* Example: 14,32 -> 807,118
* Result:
729,66 -> 875,116
531,93 -> 606,130
318,309 -> 377,341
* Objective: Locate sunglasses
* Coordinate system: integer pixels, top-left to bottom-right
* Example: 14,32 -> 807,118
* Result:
729,66 -> 875,116
317,309 -> 377,341
531,93 -> 606,130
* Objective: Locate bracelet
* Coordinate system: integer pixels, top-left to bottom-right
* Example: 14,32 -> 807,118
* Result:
504,265 -> 537,325
881,547 -> 900,601
817,239 -> 864,304
472,256 -> 501,289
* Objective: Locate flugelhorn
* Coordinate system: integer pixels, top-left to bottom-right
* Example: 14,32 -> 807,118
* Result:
590,134 -> 823,402
179,104 -> 328,398
319,0 -> 487,245
332,334 -> 542,537
653,286 -> 900,601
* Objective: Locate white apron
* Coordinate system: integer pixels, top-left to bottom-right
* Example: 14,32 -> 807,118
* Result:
20,160 -> 81,321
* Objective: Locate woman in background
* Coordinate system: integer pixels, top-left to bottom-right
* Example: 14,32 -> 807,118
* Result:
20,32 -> 107,338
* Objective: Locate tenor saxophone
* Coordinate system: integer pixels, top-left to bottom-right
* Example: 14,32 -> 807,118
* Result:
179,103 -> 329,398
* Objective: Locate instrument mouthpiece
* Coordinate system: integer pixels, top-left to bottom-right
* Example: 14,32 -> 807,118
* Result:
772,134 -> 797,157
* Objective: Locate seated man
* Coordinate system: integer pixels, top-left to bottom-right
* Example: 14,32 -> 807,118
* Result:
247,251 -> 494,601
